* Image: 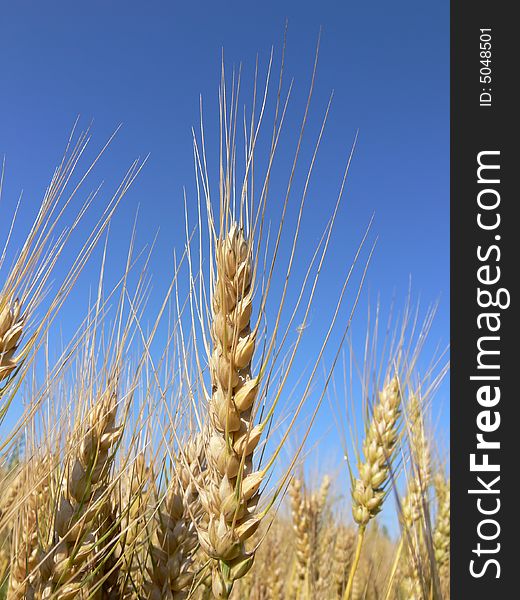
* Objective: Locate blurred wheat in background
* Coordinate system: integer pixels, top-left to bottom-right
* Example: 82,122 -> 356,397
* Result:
0,44 -> 449,600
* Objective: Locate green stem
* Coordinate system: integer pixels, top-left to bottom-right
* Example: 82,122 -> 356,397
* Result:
220,562 -> 234,599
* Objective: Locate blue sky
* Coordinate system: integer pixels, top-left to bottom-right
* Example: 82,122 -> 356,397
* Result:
1,1 -> 449,516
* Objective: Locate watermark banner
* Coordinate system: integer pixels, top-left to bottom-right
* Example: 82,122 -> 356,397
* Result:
451,1 -> 517,596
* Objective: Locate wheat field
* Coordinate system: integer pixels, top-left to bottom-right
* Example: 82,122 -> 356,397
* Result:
0,51 -> 449,600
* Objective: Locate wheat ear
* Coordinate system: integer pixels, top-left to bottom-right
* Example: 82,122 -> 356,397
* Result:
7,459 -> 51,600
145,436 -> 204,599
433,475 -> 449,585
310,475 -> 331,595
42,381 -> 122,599
0,299 -> 24,384
332,526 -> 355,598
118,454 -> 151,598
288,478 -> 310,599
384,394 -> 431,600
345,376 -> 401,600
266,529 -> 285,600
197,223 -> 266,599
401,394 -> 431,530
315,520 -> 334,598
398,548 -> 423,600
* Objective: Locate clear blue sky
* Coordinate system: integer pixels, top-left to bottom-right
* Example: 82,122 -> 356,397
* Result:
1,1 -> 449,511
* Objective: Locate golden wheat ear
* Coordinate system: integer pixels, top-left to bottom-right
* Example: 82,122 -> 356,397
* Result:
381,391 -> 432,600
286,473 -> 332,599
182,36 -> 372,598
143,436 -> 205,599
37,379 -> 123,599
332,525 -> 356,599
401,394 -> 432,526
433,473 -> 450,594
384,351 -> 448,600
341,376 -> 401,600
117,453 -> 153,598
351,376 -> 401,529
288,477 -> 311,597
0,299 -> 24,383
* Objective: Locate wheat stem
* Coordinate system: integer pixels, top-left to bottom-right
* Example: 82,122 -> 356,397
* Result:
383,535 -> 404,600
343,524 -> 365,600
